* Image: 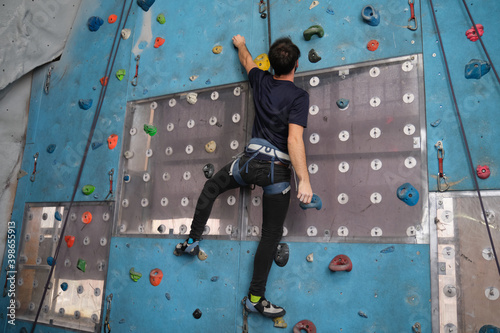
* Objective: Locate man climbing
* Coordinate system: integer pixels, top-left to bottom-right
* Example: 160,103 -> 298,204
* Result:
175,34 -> 313,318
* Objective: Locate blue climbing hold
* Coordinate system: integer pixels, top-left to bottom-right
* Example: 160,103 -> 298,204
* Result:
397,183 -> 419,206
479,325 -> 500,333
326,8 -> 335,15
211,276 -> 219,282
92,142 -> 103,150
431,119 -> 441,127
60,282 -> 68,291
465,59 -> 491,79
380,246 -> 395,253
361,5 -> 380,26
165,292 -> 171,300
87,16 -> 104,32
47,256 -> 55,266
137,0 -> 155,12
78,99 -> 93,110
300,193 -> 322,210
46,144 -> 56,154
54,211 -> 62,221
336,98 -> 349,110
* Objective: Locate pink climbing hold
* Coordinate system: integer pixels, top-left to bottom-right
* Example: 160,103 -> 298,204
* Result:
466,24 -> 484,42
476,165 -> 490,179
154,37 -> 165,48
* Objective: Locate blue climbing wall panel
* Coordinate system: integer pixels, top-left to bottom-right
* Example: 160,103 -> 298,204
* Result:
2,0 -> 499,332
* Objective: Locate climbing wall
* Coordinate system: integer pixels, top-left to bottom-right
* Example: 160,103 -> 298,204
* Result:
13,202 -> 114,332
429,192 -> 500,331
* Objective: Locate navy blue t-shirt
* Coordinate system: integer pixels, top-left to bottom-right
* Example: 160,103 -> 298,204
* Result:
248,67 -> 309,154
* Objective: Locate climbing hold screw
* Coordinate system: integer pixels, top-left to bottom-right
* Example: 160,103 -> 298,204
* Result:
303,25 -> 324,41
367,40 -> 379,51
361,5 -> 380,26
212,45 -> 223,54
129,268 -> 142,282
82,185 -> 95,195
308,49 -> 321,63
157,13 -> 166,24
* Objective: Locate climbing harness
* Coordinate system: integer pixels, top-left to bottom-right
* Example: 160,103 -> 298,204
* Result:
105,168 -> 114,200
30,152 -> 39,182
30,1 -> 135,332
435,141 -> 449,192
44,66 -> 53,94
407,0 -> 417,31
230,138 -> 291,195
131,55 -> 140,86
104,294 -> 113,333
429,0 -> 500,276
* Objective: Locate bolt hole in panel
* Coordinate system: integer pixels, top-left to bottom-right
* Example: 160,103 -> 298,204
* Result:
247,55 -> 426,241
119,84 -> 248,237
16,202 -> 114,332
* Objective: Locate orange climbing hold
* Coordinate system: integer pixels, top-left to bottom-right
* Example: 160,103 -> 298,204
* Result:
107,134 -> 118,149
108,14 -> 118,24
150,268 -> 163,286
64,235 -> 75,248
367,40 -> 379,51
100,76 -> 109,86
154,37 -> 165,48
82,211 -> 93,224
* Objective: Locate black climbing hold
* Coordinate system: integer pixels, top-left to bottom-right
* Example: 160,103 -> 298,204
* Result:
274,243 -> 289,267
203,163 -> 215,179
193,308 -> 202,319
21,328 -> 28,333
165,292 -> 171,300
119,318 -> 126,324
261,13 -> 267,19
211,276 -> 219,282
308,49 -> 322,63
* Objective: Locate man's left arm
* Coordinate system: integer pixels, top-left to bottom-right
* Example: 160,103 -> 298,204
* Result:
288,123 -> 313,204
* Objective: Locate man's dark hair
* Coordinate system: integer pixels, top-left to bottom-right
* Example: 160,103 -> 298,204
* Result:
268,37 -> 301,76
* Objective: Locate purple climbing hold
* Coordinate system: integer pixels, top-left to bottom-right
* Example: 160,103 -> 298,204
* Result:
87,17 -> 104,32
78,99 -> 93,110
137,0 -> 155,12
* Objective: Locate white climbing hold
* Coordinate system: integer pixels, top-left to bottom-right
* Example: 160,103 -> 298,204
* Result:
121,29 -> 131,40
306,253 -> 314,262
309,1 -> 319,9
189,75 -> 199,82
186,92 -> 198,105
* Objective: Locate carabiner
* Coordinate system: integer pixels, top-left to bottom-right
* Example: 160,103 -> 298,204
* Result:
435,141 -> 449,192
407,0 -> 418,31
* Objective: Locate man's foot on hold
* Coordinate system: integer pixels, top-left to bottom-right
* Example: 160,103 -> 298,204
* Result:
173,238 -> 199,256
244,296 -> 286,318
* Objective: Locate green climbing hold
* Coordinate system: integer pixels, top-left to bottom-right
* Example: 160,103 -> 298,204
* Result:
303,25 -> 324,41
129,267 -> 142,282
77,258 -> 87,272
82,185 -> 95,195
116,69 -> 126,81
157,13 -> 166,24
144,124 -> 157,136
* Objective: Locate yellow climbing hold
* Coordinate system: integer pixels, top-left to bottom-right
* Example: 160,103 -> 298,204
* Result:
212,45 -> 223,54
253,53 -> 270,71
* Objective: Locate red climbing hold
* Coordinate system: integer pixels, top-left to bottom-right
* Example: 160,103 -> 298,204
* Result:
65,235 -> 75,248
100,76 -> 109,86
154,37 -> 165,48
150,268 -> 163,286
466,24 -> 484,42
367,40 -> 379,51
329,254 -> 353,272
476,165 -> 490,179
108,14 -> 118,24
293,320 -> 317,333
107,134 -> 118,149
82,211 -> 93,224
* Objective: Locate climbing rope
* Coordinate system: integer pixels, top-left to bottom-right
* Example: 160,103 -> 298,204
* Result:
30,1 -> 135,332
266,0 -> 272,50
428,0 -> 500,276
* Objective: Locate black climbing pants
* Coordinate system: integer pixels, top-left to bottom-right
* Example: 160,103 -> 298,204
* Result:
189,155 -> 291,297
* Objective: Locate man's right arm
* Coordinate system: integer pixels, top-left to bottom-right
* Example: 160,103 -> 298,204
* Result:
232,34 -> 257,74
